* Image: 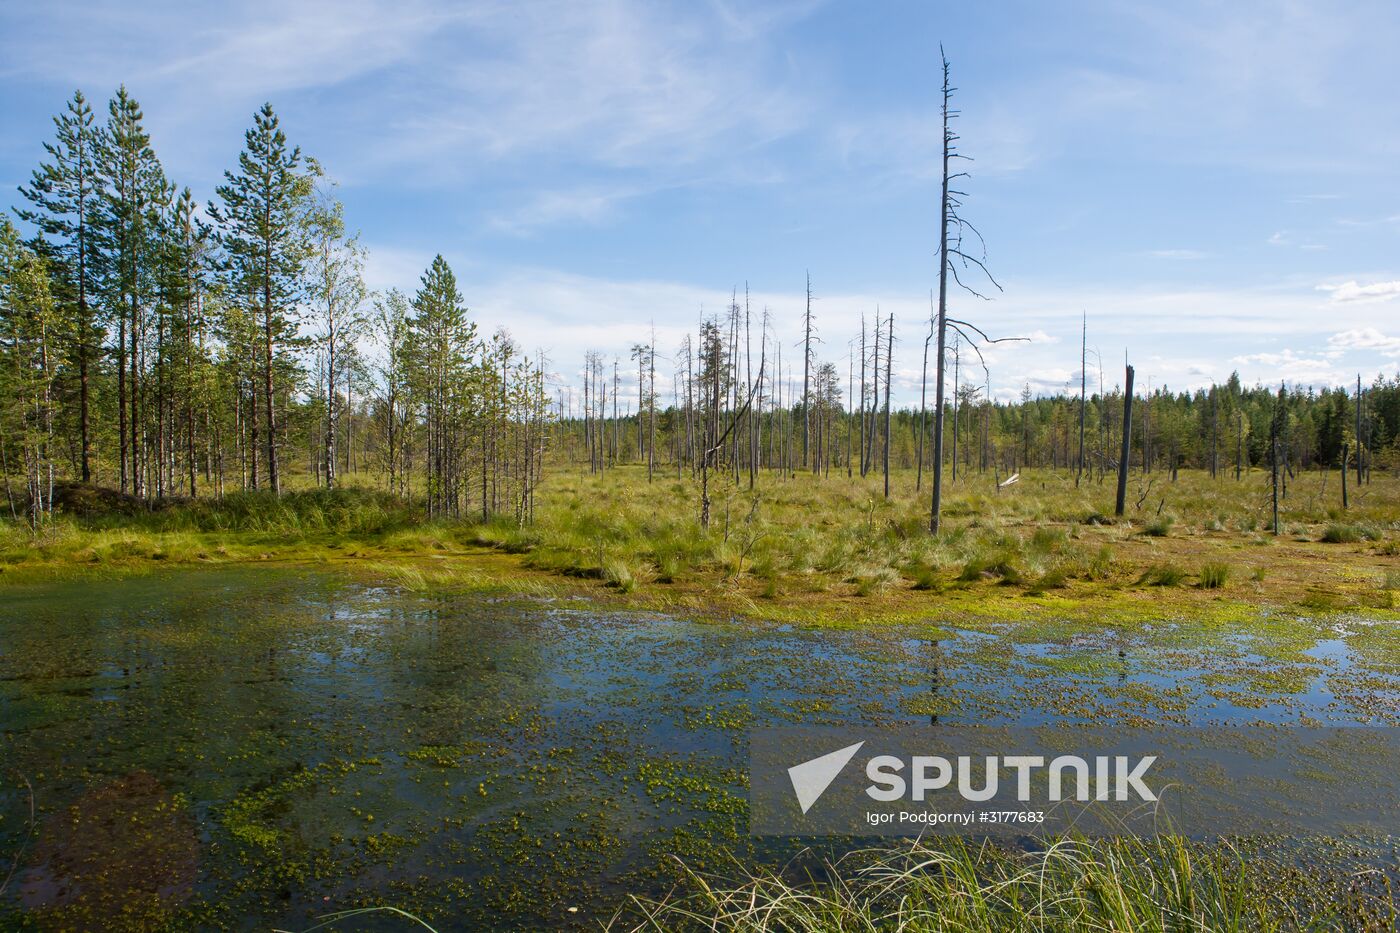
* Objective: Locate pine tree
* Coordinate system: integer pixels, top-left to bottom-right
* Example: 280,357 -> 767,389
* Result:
97,86 -> 167,497
161,188 -> 213,497
18,90 -> 104,484
209,103 -> 310,495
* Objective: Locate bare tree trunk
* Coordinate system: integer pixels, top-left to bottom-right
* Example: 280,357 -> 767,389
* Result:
929,57 -> 952,533
1077,311 -> 1086,485
883,313 -> 893,499
1341,443 -> 1349,510
802,271 -> 813,472
1115,364 -> 1134,517
916,301 -> 932,492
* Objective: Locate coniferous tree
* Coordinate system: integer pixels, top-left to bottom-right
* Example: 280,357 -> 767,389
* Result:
18,90 -> 104,483
209,103 -> 310,495
97,86 -> 167,497
407,255 -> 475,518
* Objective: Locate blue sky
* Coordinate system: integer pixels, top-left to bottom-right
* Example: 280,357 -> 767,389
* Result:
2,0 -> 1398,405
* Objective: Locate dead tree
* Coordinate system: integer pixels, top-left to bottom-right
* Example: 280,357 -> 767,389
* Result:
883,312 -> 894,499
916,293 -> 934,492
929,48 -> 1015,533
700,354 -> 766,532
1271,401 -> 1281,535
1115,364 -> 1134,517
801,271 -> 815,472
1076,311 -> 1086,486
1341,443 -> 1349,510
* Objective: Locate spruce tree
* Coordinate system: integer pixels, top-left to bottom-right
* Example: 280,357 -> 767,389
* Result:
407,255 -> 475,517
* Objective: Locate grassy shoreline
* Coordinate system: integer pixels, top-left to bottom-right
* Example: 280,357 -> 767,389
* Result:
3,466 -> 1397,628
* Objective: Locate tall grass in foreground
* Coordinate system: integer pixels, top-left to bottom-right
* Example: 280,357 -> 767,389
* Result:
615,836 -> 1395,932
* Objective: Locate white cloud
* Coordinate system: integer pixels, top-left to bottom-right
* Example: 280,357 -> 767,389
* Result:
1228,349 -> 1346,386
342,258 -> 1399,404
1328,328 -> 1400,355
1317,280 -> 1400,304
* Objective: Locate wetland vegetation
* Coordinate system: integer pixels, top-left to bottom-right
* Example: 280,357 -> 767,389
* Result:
1,35 -> 1398,933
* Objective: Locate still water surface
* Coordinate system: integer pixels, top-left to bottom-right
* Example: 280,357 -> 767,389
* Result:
1,568 -> 1394,928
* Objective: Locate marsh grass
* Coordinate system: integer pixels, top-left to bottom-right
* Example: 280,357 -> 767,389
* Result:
1199,561 -> 1231,589
1143,515 -> 1175,537
1321,523 -> 1382,544
1141,563 -> 1187,587
4,467 -> 1397,612
616,836 -> 1395,932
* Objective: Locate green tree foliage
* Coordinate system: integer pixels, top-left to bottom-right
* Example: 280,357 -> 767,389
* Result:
0,218 -> 64,526
97,86 -> 168,497
209,103 -> 311,495
16,90 -> 103,482
406,255 -> 477,518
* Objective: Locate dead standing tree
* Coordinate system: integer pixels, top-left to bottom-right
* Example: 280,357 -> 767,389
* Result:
697,317 -> 766,531
928,48 -> 1019,533
800,272 -> 819,474
1115,364 -> 1135,516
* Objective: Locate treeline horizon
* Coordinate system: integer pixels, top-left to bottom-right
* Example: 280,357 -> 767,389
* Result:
552,351 -> 1399,484
3,87 -> 1398,530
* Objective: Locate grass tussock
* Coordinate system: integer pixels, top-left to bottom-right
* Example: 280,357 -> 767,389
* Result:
1198,561 -> 1231,589
1140,563 -> 1187,587
616,837 -> 1395,932
1320,522 -> 1382,544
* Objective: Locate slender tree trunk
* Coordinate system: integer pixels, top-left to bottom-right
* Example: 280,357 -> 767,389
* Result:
929,61 -> 952,533
883,313 -> 893,499
263,272 -> 279,495
1115,364 -> 1134,517
802,271 -> 812,472
1077,311 -> 1086,485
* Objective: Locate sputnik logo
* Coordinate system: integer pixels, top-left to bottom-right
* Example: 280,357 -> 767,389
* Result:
788,741 -> 864,814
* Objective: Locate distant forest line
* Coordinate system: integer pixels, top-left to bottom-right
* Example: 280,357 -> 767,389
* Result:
2,87 -> 1397,529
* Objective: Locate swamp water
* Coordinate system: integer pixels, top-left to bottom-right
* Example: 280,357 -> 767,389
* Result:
1,567 -> 1396,929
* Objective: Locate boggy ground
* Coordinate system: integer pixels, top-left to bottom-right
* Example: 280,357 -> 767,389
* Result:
3,465 -> 1398,629
2,469 -> 1398,930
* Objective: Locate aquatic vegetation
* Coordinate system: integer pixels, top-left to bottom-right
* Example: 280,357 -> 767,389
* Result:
1,567 -> 1396,929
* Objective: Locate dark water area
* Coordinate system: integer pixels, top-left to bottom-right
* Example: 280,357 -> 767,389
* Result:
1,568 -> 1396,929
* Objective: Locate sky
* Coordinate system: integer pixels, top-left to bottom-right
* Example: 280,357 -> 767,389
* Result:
1,0 -> 1398,406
